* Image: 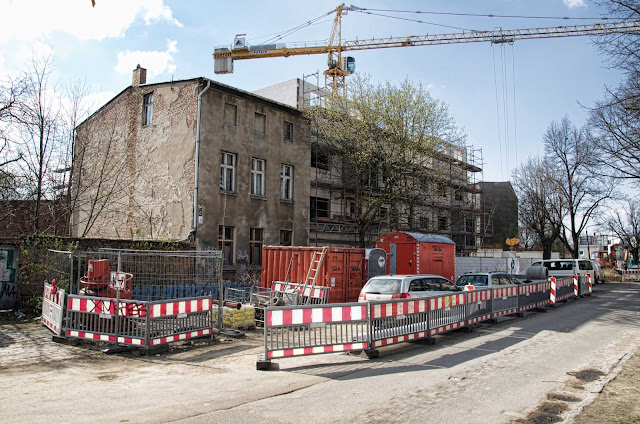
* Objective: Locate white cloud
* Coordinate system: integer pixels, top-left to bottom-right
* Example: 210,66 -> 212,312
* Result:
115,40 -> 179,79
0,0 -> 182,42
563,0 -> 586,8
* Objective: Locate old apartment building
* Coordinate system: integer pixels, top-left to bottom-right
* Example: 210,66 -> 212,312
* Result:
73,67 -> 310,272
256,78 -> 487,253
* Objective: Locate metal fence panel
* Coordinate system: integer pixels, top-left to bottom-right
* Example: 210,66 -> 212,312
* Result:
578,275 -> 592,297
369,298 -> 430,348
147,297 -> 215,346
65,294 -> 148,346
46,250 -> 74,292
41,282 -> 65,335
76,250 -> 223,295
622,269 -> 640,282
491,285 -> 519,317
264,303 -> 368,359
551,277 -> 576,303
428,294 -> 466,335
465,289 -> 492,325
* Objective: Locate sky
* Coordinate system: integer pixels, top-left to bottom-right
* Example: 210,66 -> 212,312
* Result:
0,0 -> 627,183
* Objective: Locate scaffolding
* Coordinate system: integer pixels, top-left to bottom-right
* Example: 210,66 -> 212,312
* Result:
309,135 -> 488,252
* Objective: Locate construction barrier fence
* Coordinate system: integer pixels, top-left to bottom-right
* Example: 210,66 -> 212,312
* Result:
64,293 -> 216,348
260,276 -> 586,368
42,282 -> 65,335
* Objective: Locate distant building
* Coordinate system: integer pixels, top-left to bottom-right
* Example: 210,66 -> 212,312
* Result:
479,181 -> 518,249
73,67 -> 310,276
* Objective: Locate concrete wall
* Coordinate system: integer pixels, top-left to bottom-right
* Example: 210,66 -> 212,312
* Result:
455,256 -> 537,278
73,79 -> 198,239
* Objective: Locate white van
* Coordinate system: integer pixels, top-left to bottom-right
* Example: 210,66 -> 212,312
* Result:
527,259 -> 601,283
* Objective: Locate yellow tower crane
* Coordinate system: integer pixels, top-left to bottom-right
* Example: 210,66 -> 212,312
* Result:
213,5 -> 640,95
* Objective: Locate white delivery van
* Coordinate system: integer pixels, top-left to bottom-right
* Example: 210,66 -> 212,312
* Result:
527,259 -> 601,283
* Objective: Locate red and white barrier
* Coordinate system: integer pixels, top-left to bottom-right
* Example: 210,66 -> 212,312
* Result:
266,304 -> 368,358
42,281 -> 65,335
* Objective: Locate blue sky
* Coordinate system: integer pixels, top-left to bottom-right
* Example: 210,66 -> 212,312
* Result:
1,0 -> 625,182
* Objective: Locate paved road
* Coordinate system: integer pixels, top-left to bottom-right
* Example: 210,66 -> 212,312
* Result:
1,282 -> 639,424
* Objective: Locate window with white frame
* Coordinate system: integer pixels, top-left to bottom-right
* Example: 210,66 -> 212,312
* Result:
143,92 -> 153,125
220,152 -> 236,193
251,158 -> 266,196
280,164 -> 293,200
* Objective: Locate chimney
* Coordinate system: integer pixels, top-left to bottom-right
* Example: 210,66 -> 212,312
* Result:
132,64 -> 147,86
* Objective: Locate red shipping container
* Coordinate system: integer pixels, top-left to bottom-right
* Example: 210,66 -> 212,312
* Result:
376,232 -> 456,282
261,246 -> 368,303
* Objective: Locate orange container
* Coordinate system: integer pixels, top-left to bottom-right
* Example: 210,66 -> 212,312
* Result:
85,259 -> 111,287
376,232 -> 456,282
261,246 -> 368,303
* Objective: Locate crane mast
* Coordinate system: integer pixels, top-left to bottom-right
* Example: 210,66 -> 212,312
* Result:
213,5 -> 640,94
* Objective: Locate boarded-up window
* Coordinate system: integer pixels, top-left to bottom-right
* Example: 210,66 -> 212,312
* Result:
224,103 -> 237,126
254,112 -> 266,133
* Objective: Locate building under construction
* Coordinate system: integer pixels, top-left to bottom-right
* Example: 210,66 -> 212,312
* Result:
255,78 -> 490,254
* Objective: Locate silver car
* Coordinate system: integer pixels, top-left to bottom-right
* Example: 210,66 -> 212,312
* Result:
590,260 -> 605,284
455,272 -> 522,289
358,274 -> 459,302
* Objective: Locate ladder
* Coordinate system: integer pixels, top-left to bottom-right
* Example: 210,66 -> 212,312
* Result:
301,247 -> 328,304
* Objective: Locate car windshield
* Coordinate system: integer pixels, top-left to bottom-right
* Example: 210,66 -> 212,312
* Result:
364,278 -> 402,294
456,275 -> 488,287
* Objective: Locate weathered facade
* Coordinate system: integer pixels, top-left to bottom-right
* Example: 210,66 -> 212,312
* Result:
73,67 -> 310,274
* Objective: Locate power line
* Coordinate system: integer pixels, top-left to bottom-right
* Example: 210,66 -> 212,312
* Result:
352,7 -> 613,21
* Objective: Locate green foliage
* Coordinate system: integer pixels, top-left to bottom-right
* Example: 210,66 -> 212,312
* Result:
304,74 -> 466,246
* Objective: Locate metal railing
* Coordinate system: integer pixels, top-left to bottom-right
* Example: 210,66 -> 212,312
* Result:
260,277 -> 587,368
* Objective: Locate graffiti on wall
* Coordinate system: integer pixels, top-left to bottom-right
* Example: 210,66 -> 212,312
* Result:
0,247 -> 18,309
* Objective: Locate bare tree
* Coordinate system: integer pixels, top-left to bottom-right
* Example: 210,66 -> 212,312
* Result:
13,53 -> 62,234
604,199 -> 640,265
544,117 -> 615,258
588,1 -> 640,185
512,156 -> 563,259
593,0 -> 640,74
72,108 -> 129,237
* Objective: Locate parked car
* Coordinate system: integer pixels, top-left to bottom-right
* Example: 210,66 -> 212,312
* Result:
455,272 -> 522,289
358,274 -> 459,302
527,259 -> 599,282
590,260 -> 605,284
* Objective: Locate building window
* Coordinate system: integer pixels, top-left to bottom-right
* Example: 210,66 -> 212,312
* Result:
345,199 -> 356,220
284,121 -> 293,141
254,112 -> 266,133
251,158 -> 266,196
250,228 -> 263,266
310,196 -> 330,219
143,92 -> 153,125
220,152 -> 236,193
438,216 -> 448,231
419,216 -> 430,230
311,144 -> 329,170
280,230 -> 292,246
218,225 -> 235,266
280,164 -> 293,200
465,219 -> 475,233
224,103 -> 237,126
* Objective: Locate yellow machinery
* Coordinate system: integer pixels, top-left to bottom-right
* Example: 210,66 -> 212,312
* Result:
213,5 -> 640,94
